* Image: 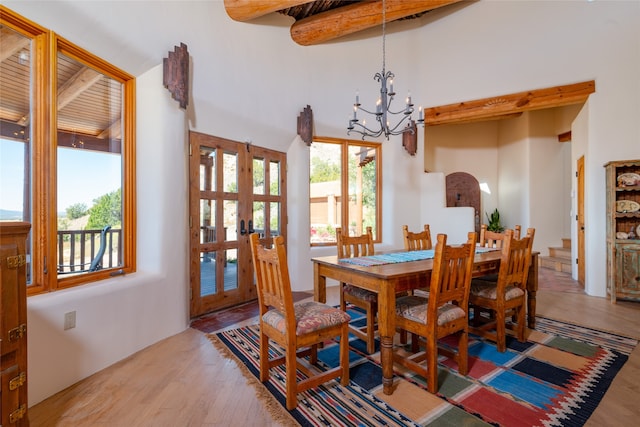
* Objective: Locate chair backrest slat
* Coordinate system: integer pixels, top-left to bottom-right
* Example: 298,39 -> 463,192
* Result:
336,226 -> 374,258
402,224 -> 432,251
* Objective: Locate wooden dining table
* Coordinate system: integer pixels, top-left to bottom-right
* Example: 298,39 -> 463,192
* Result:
312,249 -> 539,395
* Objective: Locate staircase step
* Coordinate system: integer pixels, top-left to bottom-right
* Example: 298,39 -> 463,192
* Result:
549,246 -> 571,260
562,238 -> 571,249
540,255 -> 572,273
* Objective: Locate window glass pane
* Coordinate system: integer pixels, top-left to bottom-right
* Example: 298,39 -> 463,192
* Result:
200,250 -> 216,296
223,151 -> 237,193
56,52 -> 123,275
224,248 -> 237,291
348,145 -> 377,239
253,157 -> 265,195
0,26 -> 33,284
269,160 -> 280,196
270,202 -> 280,236
310,142 -> 342,243
223,200 -> 237,241
200,147 -> 215,191
253,201 -> 265,236
200,200 -> 215,243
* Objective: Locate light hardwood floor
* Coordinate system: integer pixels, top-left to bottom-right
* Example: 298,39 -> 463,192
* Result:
29,276 -> 640,426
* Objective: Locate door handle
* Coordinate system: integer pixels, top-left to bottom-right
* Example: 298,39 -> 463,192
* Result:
240,219 -> 247,235
248,220 -> 255,234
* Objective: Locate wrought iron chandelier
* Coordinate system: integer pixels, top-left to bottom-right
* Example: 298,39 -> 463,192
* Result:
348,0 -> 424,140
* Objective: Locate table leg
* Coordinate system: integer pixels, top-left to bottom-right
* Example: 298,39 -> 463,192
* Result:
378,284 -> 396,395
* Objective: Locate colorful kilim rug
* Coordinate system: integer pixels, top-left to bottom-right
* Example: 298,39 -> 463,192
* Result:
209,311 -> 636,426
339,247 -> 497,267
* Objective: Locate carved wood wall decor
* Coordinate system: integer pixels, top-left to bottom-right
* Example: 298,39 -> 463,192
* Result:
297,105 -> 313,145
402,120 -> 417,156
445,172 -> 480,234
163,43 -> 189,109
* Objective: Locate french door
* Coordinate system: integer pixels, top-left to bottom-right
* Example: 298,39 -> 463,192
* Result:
189,131 -> 287,317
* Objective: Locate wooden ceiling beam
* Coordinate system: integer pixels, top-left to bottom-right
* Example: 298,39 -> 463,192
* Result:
424,80 -> 595,126
57,66 -> 102,110
224,0 -> 310,22
0,26 -> 30,62
291,0 -> 461,46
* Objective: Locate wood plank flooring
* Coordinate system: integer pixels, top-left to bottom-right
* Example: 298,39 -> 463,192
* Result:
28,269 -> 640,426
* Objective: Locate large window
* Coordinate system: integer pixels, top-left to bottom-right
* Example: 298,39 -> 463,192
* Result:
0,7 -> 136,293
310,137 -> 381,245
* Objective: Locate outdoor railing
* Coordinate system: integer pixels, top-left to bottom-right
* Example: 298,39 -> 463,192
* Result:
57,227 -> 121,274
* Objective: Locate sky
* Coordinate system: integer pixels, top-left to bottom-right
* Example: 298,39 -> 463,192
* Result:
0,138 -> 121,214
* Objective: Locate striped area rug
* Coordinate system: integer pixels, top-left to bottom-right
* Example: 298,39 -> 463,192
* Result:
209,312 -> 636,426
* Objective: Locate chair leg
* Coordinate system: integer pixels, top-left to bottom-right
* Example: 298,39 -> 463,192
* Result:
457,329 -> 468,375
259,332 -> 270,382
340,324 -> 350,386
339,283 -> 347,311
516,304 -> 526,343
426,337 -> 438,393
366,302 -> 375,354
496,309 -> 506,353
285,344 -> 298,410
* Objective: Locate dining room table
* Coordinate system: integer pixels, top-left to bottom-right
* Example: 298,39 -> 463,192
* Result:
312,248 -> 539,395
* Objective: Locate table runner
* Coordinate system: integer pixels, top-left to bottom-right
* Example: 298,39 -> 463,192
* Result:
339,247 -> 497,267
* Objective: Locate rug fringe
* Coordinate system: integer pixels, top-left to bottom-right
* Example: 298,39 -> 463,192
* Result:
208,334 -> 300,426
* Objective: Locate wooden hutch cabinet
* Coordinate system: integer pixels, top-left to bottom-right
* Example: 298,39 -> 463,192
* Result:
605,160 -> 640,303
1,222 -> 30,426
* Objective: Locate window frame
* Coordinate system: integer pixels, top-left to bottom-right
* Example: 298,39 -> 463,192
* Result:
310,136 -> 382,247
1,6 -> 136,294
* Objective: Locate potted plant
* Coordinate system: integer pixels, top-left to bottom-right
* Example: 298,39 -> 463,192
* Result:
485,208 -> 504,232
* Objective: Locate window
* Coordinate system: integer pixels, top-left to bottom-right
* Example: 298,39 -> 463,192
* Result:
310,137 -> 381,245
0,7 -> 136,294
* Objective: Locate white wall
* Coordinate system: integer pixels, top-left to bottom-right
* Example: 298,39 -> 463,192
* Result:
26,66 -> 189,405
5,0 -> 639,405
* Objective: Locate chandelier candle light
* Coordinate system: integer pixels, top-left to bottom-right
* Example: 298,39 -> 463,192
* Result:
348,0 -> 424,140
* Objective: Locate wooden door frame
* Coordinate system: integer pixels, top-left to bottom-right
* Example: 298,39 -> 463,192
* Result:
577,156 -> 585,285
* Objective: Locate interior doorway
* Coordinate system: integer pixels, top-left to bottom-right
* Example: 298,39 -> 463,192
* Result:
188,131 -> 287,317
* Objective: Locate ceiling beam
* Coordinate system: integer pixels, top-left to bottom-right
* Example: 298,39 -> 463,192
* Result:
224,0 -> 310,22
290,0 -> 461,46
0,26 -> 30,62
424,80 -> 595,126
57,66 -> 102,110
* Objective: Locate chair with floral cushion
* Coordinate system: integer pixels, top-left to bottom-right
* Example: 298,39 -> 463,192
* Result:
336,226 -> 378,354
393,232 -> 477,394
249,233 -> 351,410
469,227 -> 535,352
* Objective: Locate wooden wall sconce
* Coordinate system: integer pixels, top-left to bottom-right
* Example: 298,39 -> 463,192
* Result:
297,105 -> 313,145
402,120 -> 417,156
163,43 -> 189,109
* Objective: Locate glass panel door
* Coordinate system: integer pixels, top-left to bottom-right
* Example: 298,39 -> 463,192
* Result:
189,132 -> 286,317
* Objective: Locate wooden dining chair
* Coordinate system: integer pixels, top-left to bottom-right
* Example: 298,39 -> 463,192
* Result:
336,226 -> 378,354
478,224 -> 521,248
393,232 -> 477,394
469,228 -> 535,352
402,224 -> 433,251
249,233 -> 351,410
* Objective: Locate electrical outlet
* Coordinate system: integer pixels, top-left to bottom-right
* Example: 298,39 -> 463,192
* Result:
64,311 -> 76,330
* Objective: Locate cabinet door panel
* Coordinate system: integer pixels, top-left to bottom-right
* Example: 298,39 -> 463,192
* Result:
618,243 -> 640,296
